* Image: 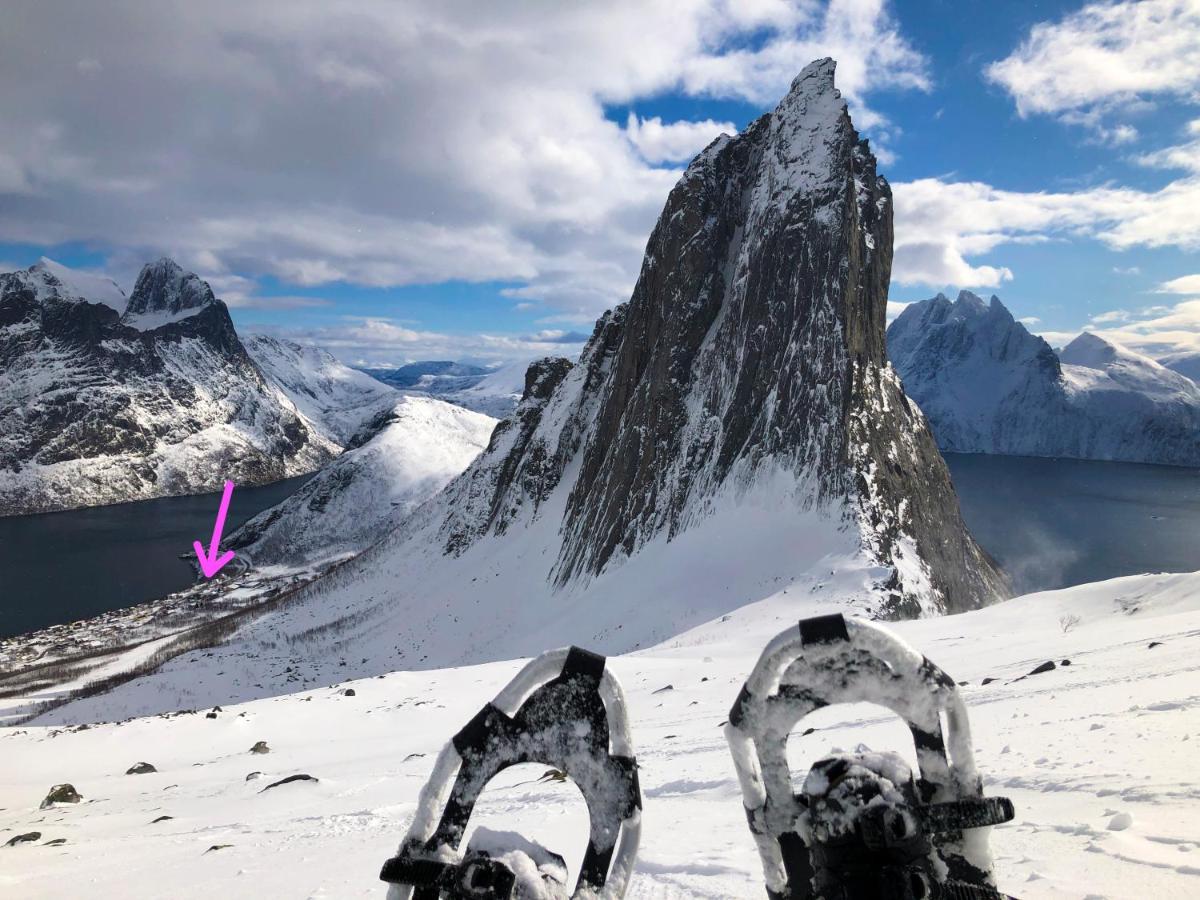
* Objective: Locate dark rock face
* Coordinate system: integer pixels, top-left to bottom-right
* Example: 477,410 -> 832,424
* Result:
0,259 -> 333,515
125,762 -> 157,775
435,59 -> 1005,615
442,355 -> 577,552
40,784 -> 82,808
122,259 -> 216,319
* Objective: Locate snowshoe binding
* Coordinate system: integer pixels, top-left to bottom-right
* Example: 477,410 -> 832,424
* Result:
725,613 -> 1016,900
380,646 -> 642,899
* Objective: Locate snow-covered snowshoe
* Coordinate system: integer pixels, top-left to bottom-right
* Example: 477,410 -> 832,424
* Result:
380,646 -> 642,899
725,613 -> 1016,900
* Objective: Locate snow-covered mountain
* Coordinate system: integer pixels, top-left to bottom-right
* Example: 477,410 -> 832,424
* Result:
431,359 -> 529,417
65,59 -> 1005,704
363,359 -> 528,418
0,258 -> 337,516
363,361 -> 490,390
226,396 -> 496,568
888,291 -> 1200,466
1155,348 -> 1200,385
242,335 -> 398,445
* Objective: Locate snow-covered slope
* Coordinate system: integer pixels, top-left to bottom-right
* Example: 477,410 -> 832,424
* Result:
3,571 -> 1197,899
32,257 -> 128,314
226,396 -> 496,568
243,335 -> 398,445
888,292 -> 1200,466
0,259 -> 337,516
1155,348 -> 1200,385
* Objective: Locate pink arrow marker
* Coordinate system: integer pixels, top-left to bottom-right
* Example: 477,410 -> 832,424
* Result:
194,480 -> 237,578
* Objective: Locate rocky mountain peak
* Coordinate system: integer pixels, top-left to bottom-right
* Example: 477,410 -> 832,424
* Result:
1059,331 -> 1118,367
123,258 -> 216,319
432,58 -> 1006,615
955,289 -> 988,312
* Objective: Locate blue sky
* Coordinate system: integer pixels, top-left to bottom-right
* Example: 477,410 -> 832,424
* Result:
1,0 -> 1198,364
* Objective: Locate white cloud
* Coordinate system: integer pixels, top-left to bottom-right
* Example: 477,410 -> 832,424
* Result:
1158,273 -> 1200,295
0,0 -> 929,321
1136,119 -> 1200,173
885,300 -> 909,323
1034,298 -> 1200,368
258,315 -> 589,367
891,171 -> 1200,289
1085,300 -> 1200,358
1018,315 -> 1041,326
1112,266 -> 1140,275
986,0 -> 1200,139
624,114 -> 736,164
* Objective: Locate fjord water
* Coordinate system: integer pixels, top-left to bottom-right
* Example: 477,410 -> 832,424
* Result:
945,453 -> 1200,594
0,475 -> 311,639
2,456 -> 1197,640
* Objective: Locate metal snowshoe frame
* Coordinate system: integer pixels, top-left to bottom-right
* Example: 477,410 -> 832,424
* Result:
381,646 -> 642,900
725,613 -> 1012,899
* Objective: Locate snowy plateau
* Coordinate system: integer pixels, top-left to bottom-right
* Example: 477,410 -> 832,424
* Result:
1,57 -> 1198,900
888,291 -> 1200,466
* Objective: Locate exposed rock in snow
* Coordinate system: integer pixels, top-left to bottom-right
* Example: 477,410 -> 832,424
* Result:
226,396 -> 496,568
242,334 -> 398,445
0,258 -> 336,516
888,292 -> 1200,466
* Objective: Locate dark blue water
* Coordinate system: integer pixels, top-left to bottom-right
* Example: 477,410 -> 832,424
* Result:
945,453 -> 1200,594
2,456 -> 1197,640
0,476 -> 311,639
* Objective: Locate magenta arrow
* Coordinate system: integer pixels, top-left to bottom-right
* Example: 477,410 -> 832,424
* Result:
194,480 -> 237,578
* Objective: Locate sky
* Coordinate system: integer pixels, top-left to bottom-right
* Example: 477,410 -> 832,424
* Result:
1,0 -> 1198,367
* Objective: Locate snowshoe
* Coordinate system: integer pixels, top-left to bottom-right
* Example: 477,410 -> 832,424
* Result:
380,646 -> 642,899
725,613 -> 1016,900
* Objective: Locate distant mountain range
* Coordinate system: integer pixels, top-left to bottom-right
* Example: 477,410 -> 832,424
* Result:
888,291 -> 1200,467
361,359 -> 527,418
362,360 -> 490,390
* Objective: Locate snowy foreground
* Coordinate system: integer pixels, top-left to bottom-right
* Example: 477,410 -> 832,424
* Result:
3,572 -> 1198,899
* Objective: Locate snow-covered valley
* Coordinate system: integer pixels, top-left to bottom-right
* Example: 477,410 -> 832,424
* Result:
3,571 -> 1197,899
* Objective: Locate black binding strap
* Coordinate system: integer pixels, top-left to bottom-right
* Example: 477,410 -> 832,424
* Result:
799,614 -> 850,646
